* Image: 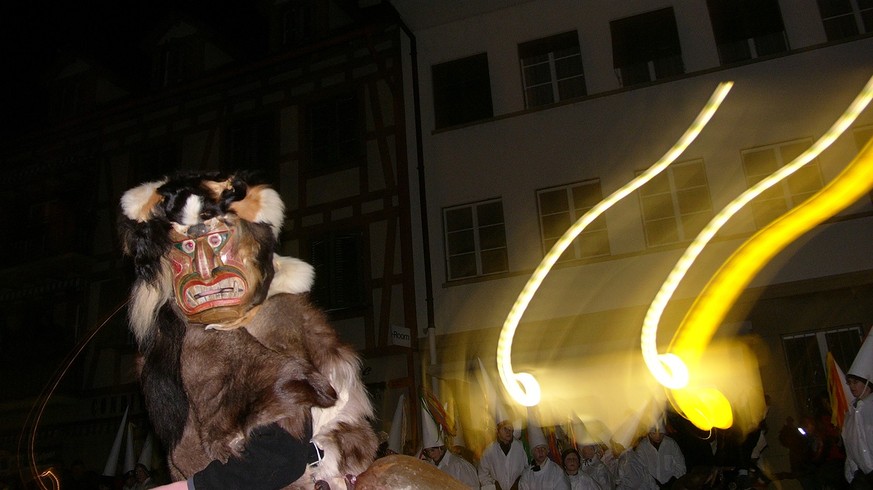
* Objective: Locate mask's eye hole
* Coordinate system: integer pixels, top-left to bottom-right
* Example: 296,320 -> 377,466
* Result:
176,239 -> 196,254
207,232 -> 226,249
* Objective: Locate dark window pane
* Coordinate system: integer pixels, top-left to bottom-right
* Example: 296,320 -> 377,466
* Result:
477,201 -> 504,226
445,207 -> 473,232
640,173 -> 671,196
818,0 -> 853,18
708,0 -> 787,64
676,187 -> 711,215
307,94 -> 361,174
308,232 -> 364,311
611,8 -> 683,86
447,230 -> 475,255
540,190 -> 570,214
433,53 -> 494,128
825,328 -> 862,373
479,224 -> 506,250
642,194 -> 675,220
823,16 -> 860,40
542,213 -> 571,240
526,85 -> 555,107
449,253 -> 478,279
480,248 -> 508,274
783,335 -> 825,417
646,218 -> 678,246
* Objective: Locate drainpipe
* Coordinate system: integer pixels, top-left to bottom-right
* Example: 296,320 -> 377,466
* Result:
386,3 -> 439,391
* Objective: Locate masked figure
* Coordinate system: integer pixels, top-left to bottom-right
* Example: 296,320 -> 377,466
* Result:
118,171 -> 377,489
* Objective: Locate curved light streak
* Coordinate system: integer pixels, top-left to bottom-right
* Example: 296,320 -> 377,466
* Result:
642,74 -> 873,392
19,301 -> 128,489
496,82 -> 734,406
673,120 -> 873,362
670,133 -> 873,430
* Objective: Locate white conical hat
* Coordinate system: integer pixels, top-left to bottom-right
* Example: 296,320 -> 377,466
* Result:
123,423 -> 135,473
611,407 -> 645,450
848,330 -> 873,382
527,409 -> 548,449
571,418 -> 600,447
138,431 -> 154,469
477,358 -> 510,425
421,400 -> 443,448
102,406 -> 129,476
452,403 -> 467,448
387,393 -> 407,454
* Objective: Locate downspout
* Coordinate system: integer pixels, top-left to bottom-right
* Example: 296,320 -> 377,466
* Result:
387,3 -> 439,387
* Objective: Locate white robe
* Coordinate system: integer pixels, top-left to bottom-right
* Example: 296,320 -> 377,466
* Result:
567,470 -> 602,490
478,439 -> 527,490
615,449 -> 656,490
581,457 -> 613,490
519,457 -> 571,490
844,395 -> 873,482
436,450 -> 480,489
635,436 -> 686,486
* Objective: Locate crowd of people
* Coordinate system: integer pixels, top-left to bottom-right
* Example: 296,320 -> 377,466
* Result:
401,332 -> 873,490
401,410 -> 767,490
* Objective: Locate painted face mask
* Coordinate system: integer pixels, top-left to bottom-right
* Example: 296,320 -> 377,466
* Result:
168,217 -> 262,324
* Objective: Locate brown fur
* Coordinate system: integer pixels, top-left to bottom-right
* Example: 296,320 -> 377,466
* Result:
167,293 -> 377,488
244,293 -> 378,487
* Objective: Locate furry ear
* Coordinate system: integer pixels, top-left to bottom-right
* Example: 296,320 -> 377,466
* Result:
228,185 -> 285,238
268,255 -> 315,296
121,180 -> 166,222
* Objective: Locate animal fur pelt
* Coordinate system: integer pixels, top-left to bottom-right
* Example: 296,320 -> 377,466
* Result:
118,171 -> 377,489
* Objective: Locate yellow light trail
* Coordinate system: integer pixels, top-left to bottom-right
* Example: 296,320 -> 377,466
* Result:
496,82 -> 734,406
667,109 -> 873,431
641,74 -> 873,396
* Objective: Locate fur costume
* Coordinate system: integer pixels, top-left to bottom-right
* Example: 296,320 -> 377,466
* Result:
118,171 -> 377,489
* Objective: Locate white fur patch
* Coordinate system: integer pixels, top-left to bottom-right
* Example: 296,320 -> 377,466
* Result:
181,195 -> 203,226
268,255 -> 315,296
121,180 -> 166,222
129,263 -> 173,343
255,188 -> 285,238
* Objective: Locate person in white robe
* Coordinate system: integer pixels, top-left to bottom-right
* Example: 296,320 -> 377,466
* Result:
580,443 -> 613,490
423,445 -> 480,489
636,425 -> 686,488
518,418 -> 570,490
844,333 -> 873,488
562,447 -> 602,490
478,420 -> 527,490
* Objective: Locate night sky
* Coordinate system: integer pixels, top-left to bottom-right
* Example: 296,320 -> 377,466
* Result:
0,0 -> 268,139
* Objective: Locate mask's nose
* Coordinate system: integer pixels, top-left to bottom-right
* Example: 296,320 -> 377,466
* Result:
193,239 -> 218,279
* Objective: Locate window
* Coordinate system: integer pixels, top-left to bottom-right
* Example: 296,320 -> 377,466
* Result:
282,0 -> 316,47
306,93 -> 362,175
50,74 -> 94,120
518,31 -> 587,109
158,37 -> 204,87
444,199 -> 508,280
783,325 -> 863,417
741,140 -> 824,229
611,8 -> 684,87
638,160 -> 713,247
537,180 -> 609,261
707,0 -> 789,65
817,0 -> 873,40
308,231 -> 364,312
225,115 -> 279,184
432,53 -> 494,129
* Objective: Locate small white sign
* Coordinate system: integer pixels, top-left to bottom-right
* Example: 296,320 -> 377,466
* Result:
389,324 -> 411,347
